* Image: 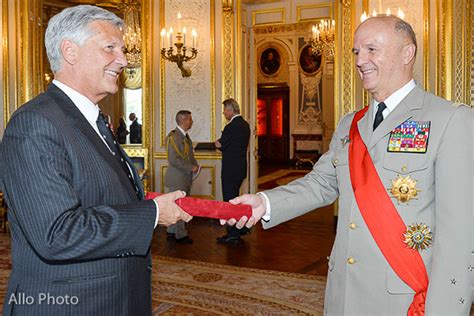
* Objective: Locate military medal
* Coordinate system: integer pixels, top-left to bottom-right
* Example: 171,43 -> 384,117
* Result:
388,120 -> 430,153
403,223 -> 433,251
389,175 -> 420,203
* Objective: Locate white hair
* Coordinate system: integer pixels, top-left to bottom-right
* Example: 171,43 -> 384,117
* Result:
45,5 -> 123,73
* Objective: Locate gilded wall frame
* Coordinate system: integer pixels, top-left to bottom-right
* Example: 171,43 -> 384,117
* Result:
159,0 -> 216,148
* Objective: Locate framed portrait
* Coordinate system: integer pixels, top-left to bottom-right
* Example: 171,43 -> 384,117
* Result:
298,45 -> 322,75
259,47 -> 281,76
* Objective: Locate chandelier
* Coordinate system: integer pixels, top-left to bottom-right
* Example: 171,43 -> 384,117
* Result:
120,1 -> 142,68
309,19 -> 335,58
361,7 -> 405,22
160,12 -> 198,77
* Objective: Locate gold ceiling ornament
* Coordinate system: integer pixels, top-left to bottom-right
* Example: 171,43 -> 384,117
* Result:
389,175 -> 420,203
309,19 -> 335,58
403,223 -> 433,251
160,12 -> 198,77
118,1 -> 142,68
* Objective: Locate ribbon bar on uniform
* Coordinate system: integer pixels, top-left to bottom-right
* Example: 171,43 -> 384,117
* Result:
145,192 -> 252,220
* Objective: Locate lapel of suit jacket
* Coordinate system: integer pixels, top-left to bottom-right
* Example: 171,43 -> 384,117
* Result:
46,85 -> 140,198
367,86 -> 425,150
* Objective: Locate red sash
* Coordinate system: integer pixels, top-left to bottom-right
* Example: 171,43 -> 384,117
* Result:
145,192 -> 252,220
348,107 -> 428,315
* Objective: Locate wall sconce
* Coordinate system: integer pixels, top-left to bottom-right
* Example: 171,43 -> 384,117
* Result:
309,19 -> 335,58
160,12 -> 198,77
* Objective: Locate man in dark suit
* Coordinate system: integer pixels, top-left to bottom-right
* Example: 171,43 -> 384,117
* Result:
129,112 -> 142,143
0,5 -> 192,315
215,98 -> 250,245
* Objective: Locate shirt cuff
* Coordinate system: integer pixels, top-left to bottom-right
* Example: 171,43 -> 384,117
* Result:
152,199 -> 160,228
256,192 -> 271,222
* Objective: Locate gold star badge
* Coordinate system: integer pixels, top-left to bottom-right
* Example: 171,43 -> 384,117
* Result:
389,175 -> 420,203
403,223 -> 433,251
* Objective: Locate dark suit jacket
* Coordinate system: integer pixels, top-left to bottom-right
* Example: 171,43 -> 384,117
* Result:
218,115 -> 250,181
0,84 -> 156,315
129,120 -> 142,143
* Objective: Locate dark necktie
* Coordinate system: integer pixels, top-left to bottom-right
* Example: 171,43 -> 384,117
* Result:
96,111 -> 137,193
373,102 -> 387,131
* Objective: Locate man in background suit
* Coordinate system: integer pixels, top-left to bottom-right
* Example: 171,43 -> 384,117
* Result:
165,110 -> 199,244
227,16 -> 472,314
129,112 -> 142,143
215,98 -> 250,245
0,5 -> 192,315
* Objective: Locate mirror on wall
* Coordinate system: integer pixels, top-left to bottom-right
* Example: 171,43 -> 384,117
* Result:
42,0 -> 144,146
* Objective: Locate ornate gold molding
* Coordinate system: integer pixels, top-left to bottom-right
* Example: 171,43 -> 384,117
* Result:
222,4 -> 234,100
423,0 -> 430,92
252,8 -> 285,27
335,0 -> 356,125
2,0 -> 10,126
438,0 -> 452,100
141,0 -> 154,190
361,0 -> 369,106
19,0 -> 43,105
452,0 -> 470,104
296,3 -> 333,22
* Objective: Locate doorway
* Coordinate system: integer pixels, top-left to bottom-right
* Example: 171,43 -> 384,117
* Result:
257,85 -> 290,166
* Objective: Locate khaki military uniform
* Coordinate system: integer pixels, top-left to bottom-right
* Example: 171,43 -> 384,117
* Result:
165,128 -> 198,239
262,86 -> 472,315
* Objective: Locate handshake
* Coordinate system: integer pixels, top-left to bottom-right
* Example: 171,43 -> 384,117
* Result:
150,191 -> 268,229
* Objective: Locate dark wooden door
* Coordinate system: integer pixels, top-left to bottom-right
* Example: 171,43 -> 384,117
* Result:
257,86 -> 289,163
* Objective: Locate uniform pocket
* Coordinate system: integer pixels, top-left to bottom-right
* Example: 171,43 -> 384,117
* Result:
382,154 -> 429,174
386,268 -> 415,294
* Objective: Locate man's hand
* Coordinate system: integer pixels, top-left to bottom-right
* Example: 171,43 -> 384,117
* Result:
214,140 -> 221,148
219,194 -> 267,229
154,190 -> 193,226
192,165 -> 199,173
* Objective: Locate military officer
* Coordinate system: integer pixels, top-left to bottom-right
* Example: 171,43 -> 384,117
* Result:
225,15 -> 472,315
165,110 -> 199,244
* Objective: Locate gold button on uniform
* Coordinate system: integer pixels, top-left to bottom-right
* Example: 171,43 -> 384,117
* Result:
401,166 -> 408,172
349,223 -> 357,229
332,158 -> 339,166
347,257 -> 356,264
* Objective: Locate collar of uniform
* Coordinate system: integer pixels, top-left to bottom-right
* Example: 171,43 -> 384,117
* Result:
372,79 -> 416,120
229,114 -> 241,123
176,125 -> 187,136
53,79 -> 99,126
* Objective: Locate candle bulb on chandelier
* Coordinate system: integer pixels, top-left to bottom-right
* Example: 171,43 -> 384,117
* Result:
177,12 -> 182,32
385,8 -> 391,15
169,26 -> 174,47
397,8 -> 405,19
160,28 -> 166,48
191,28 -> 197,48
183,27 -> 187,47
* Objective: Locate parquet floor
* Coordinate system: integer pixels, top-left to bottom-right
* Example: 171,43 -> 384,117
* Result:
153,162 -> 336,276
